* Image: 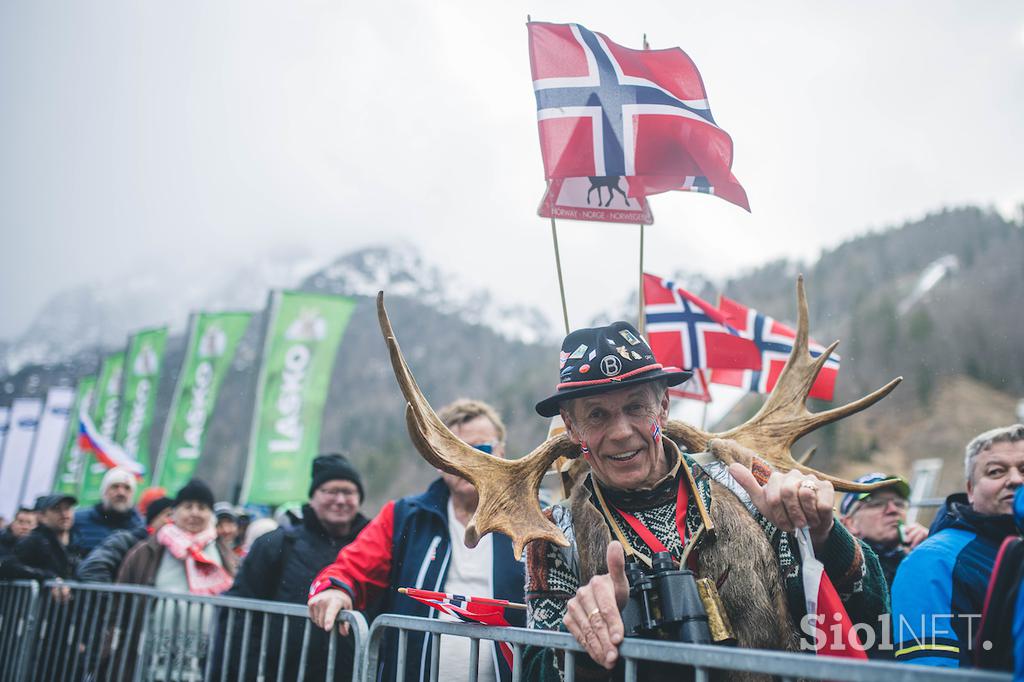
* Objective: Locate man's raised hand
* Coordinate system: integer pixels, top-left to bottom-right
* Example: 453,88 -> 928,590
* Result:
729,463 -> 835,548
563,541 -> 630,669
308,588 -> 353,636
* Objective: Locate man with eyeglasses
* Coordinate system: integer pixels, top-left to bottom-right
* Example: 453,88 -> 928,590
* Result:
892,424 -> 1024,668
839,473 -> 928,589
222,453 -> 369,681
309,399 -> 525,682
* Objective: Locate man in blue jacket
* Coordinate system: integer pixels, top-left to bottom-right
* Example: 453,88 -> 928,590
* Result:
72,467 -> 144,554
891,423 -> 1024,667
309,399 -> 525,682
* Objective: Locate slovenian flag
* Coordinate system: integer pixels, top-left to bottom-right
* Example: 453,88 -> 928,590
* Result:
77,406 -> 145,478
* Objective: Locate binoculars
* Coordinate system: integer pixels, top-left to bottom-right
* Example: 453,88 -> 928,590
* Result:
620,551 -> 713,644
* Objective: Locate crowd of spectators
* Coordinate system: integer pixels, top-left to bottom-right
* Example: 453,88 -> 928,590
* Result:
2,400 -> 1022,680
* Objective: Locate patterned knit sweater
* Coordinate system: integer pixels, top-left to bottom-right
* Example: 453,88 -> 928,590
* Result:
523,448 -> 889,681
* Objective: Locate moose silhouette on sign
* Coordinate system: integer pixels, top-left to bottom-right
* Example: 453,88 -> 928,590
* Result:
587,176 -> 631,208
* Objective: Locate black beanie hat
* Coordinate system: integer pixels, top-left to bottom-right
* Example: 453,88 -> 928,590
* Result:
145,496 -> 174,525
174,479 -> 215,509
309,453 -> 364,501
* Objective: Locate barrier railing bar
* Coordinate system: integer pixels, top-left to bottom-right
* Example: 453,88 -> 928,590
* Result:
257,610 -> 270,681
695,666 -> 710,682
564,650 -> 576,682
117,592 -> 137,681
396,626 -> 408,682
238,608 -> 254,681
511,642 -> 522,682
75,589 -> 96,682
623,656 -> 637,682
59,589 -> 80,681
296,617 -> 311,682
0,586 -> 15,680
181,598 -> 195,681
91,589 -> 114,681
202,603 -> 217,682
276,614 -> 291,682
108,591 -> 127,682
220,606 -> 236,682
144,594 -> 165,681
429,631 -> 440,682
468,637 -> 479,682
46,590 -> 67,681
326,628 -> 338,682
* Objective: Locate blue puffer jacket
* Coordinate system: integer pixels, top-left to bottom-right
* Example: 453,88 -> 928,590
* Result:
891,493 -> 1017,667
72,503 -> 144,555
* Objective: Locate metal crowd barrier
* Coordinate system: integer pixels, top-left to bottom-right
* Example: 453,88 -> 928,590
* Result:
364,613 -> 1013,682
1,581 -> 1014,682
0,580 -> 367,682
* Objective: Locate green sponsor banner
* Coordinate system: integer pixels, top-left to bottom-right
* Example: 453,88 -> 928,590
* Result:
242,291 -> 355,505
80,352 -> 126,505
154,312 -> 252,492
52,376 -> 97,496
114,327 -> 169,488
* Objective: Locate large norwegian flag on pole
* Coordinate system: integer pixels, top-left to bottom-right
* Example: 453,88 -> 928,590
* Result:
527,22 -> 750,211
711,295 -> 840,401
643,273 -> 761,371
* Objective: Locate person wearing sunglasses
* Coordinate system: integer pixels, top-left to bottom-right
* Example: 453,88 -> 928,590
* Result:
309,399 -> 525,682
840,473 -> 928,590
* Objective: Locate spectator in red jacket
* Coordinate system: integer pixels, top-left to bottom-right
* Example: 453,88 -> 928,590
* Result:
308,399 -> 525,682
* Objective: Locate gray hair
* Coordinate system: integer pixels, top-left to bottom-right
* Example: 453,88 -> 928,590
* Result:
964,424 -> 1024,483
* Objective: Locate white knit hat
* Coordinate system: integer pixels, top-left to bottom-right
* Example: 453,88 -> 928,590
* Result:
100,467 -> 137,495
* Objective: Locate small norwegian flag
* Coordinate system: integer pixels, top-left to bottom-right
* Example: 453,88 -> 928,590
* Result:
644,273 -> 762,372
400,588 -> 518,667
710,295 -> 840,401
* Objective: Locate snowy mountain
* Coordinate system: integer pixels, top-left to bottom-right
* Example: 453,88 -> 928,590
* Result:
0,245 -> 553,377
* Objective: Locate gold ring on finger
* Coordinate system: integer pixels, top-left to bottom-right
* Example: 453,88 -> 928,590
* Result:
589,607 -> 601,618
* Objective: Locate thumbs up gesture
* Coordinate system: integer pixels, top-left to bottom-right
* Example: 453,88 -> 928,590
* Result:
563,541 -> 630,669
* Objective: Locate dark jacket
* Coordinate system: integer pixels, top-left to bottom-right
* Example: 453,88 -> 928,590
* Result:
13,525 -> 84,579
866,539 -> 907,589
892,492 -> 1018,667
214,505 -> 370,681
75,526 -> 148,583
72,503 -> 144,555
312,479 -> 526,682
0,531 -> 47,581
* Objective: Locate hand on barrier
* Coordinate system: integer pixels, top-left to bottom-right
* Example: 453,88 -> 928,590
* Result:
730,463 -> 835,549
563,541 -> 629,670
51,581 -> 71,604
309,588 -> 353,636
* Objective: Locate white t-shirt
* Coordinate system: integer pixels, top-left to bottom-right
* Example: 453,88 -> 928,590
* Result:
437,499 -> 498,682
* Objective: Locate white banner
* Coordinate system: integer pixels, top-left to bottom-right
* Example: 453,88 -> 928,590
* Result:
0,397 -> 44,519
20,387 -> 75,509
0,407 -> 9,463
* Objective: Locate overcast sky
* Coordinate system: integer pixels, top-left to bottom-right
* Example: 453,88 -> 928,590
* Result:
2,1 -> 1022,340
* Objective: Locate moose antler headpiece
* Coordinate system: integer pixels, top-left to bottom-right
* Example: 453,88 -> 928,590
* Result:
377,278 -> 902,559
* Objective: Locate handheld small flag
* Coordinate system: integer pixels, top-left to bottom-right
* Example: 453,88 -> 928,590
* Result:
399,587 -> 521,667
794,528 -> 867,659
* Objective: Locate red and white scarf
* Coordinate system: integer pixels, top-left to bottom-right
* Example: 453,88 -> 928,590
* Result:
156,524 -> 233,595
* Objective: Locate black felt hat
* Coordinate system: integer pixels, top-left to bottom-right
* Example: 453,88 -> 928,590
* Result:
535,321 -> 692,418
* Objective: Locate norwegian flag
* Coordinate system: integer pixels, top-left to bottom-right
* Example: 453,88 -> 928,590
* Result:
711,296 -> 840,401
643,273 -> 761,371
528,21 -> 749,211
401,588 -> 516,667
669,368 -> 711,402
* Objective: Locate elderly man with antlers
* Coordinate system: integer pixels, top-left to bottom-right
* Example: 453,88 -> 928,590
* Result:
365,284 -> 901,680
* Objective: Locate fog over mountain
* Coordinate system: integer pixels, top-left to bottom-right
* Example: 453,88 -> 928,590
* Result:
2,205 -> 1022,509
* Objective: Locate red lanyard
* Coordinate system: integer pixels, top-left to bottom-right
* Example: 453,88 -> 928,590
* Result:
612,475 -> 690,564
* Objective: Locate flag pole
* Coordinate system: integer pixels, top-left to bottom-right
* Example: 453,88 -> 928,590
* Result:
638,223 -> 646,334
700,394 -> 710,430
550,217 -> 570,335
